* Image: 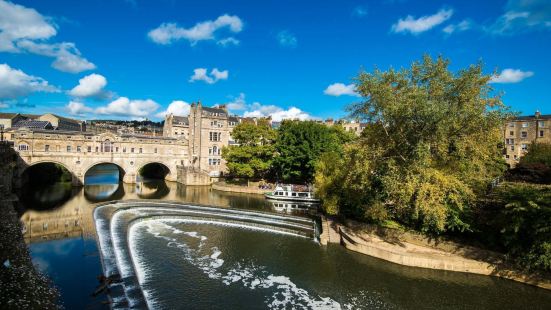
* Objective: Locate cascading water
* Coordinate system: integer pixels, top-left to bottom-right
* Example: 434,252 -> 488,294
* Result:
93,200 -> 330,309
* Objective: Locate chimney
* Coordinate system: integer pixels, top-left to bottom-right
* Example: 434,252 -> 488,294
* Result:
535,110 -> 541,118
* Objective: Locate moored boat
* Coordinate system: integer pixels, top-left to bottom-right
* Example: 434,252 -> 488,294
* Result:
264,185 -> 320,203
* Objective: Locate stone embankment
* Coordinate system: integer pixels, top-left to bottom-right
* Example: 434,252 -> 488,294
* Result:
0,143 -> 60,308
212,181 -> 272,195
320,216 -> 551,290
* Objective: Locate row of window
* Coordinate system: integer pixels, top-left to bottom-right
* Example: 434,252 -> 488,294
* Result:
17,144 -> 160,154
208,146 -> 221,155
209,132 -> 221,142
210,120 -> 224,128
508,144 -> 529,151
508,121 -> 546,128
208,158 -> 222,166
508,130 -> 545,138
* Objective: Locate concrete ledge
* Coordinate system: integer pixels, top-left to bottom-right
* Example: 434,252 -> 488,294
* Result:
212,181 -> 271,195
337,224 -> 551,290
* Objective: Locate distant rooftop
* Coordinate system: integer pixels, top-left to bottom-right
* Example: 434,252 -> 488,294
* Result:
12,120 -> 53,130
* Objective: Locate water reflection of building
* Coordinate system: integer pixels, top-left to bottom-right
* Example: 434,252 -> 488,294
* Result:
19,181 -> 276,243
20,193 -> 96,243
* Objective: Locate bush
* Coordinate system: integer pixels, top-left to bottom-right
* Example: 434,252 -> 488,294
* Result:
475,182 -> 551,272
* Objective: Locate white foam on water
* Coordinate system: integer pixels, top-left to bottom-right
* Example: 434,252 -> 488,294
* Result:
94,215 -> 117,275
129,218 -> 347,310
127,206 -> 314,232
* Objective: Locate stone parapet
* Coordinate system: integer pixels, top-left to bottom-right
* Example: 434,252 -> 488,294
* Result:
211,181 -> 270,195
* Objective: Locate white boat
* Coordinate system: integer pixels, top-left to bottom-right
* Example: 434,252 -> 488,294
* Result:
264,185 -> 320,203
269,201 -> 318,214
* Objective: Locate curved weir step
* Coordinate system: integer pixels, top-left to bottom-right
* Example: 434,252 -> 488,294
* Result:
93,200 -> 318,309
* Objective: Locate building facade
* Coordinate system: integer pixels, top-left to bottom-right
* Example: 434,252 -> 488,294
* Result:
503,111 -> 551,167
163,102 -> 271,177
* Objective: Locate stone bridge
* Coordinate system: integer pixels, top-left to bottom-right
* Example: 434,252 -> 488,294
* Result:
10,129 -> 189,186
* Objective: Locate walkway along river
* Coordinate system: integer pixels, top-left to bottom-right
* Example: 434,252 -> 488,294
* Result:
16,164 -> 551,309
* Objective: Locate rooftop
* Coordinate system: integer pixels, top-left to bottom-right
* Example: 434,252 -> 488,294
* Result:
12,120 -> 53,130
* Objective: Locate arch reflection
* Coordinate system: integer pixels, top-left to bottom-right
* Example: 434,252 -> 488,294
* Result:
136,180 -> 170,199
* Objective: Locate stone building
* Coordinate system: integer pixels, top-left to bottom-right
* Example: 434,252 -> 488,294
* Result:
163,114 -> 190,139
503,111 -> 551,167
323,118 -> 367,136
163,103 -> 272,176
187,102 -> 230,177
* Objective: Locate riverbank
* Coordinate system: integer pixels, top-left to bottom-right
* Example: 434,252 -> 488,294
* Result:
0,198 -> 61,309
212,181 -> 272,195
0,143 -> 61,308
321,216 -> 551,290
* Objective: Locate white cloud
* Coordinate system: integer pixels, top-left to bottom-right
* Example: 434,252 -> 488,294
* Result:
443,20 -> 472,34
0,63 -> 58,99
17,40 -> 96,73
96,97 -> 160,118
0,0 -> 57,52
66,101 -> 93,116
0,1 -> 95,73
189,68 -> 229,84
148,14 -> 243,45
490,68 -> 534,83
244,104 -> 312,122
221,93 -> 314,121
392,9 -> 453,34
324,83 -> 360,97
277,30 -> 297,47
69,73 -> 108,98
0,101 -> 9,108
217,37 -> 240,47
155,100 -> 191,118
488,0 -> 551,34
224,93 -> 247,111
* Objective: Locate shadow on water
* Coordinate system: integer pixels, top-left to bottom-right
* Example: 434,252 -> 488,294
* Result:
17,182 -> 77,211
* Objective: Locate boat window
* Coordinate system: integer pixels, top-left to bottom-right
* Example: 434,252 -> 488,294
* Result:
298,193 -> 308,197
292,193 -> 297,196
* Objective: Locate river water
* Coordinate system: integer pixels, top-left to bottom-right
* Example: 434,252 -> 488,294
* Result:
16,164 -> 551,309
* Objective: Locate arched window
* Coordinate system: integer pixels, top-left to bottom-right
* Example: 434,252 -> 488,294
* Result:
18,143 -> 29,151
102,139 -> 112,152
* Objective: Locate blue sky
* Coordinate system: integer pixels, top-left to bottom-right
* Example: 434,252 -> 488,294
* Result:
0,0 -> 550,121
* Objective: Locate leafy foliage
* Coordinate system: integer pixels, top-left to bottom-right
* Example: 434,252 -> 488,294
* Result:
507,143 -> 551,184
315,55 -> 510,234
274,120 -> 355,183
479,182 -> 551,272
222,119 -> 276,179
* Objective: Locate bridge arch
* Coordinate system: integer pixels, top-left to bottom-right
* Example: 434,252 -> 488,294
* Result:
137,161 -> 172,181
20,160 -> 78,186
83,162 -> 127,185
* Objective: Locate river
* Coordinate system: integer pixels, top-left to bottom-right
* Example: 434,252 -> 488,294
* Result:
16,164 -> 551,309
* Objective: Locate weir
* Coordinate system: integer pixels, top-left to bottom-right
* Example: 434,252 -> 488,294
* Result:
93,200 -> 318,309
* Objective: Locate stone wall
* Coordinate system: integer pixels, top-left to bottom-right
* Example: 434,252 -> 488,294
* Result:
0,142 -> 16,196
211,181 -> 270,195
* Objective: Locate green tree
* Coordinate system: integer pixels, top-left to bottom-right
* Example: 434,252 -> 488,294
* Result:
222,119 -> 276,179
316,55 -> 510,233
507,142 -> 551,184
274,120 -> 354,184
481,182 -> 551,272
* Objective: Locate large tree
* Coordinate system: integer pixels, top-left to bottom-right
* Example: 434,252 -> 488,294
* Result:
274,120 -> 354,184
315,55 -> 510,233
222,119 -> 276,179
